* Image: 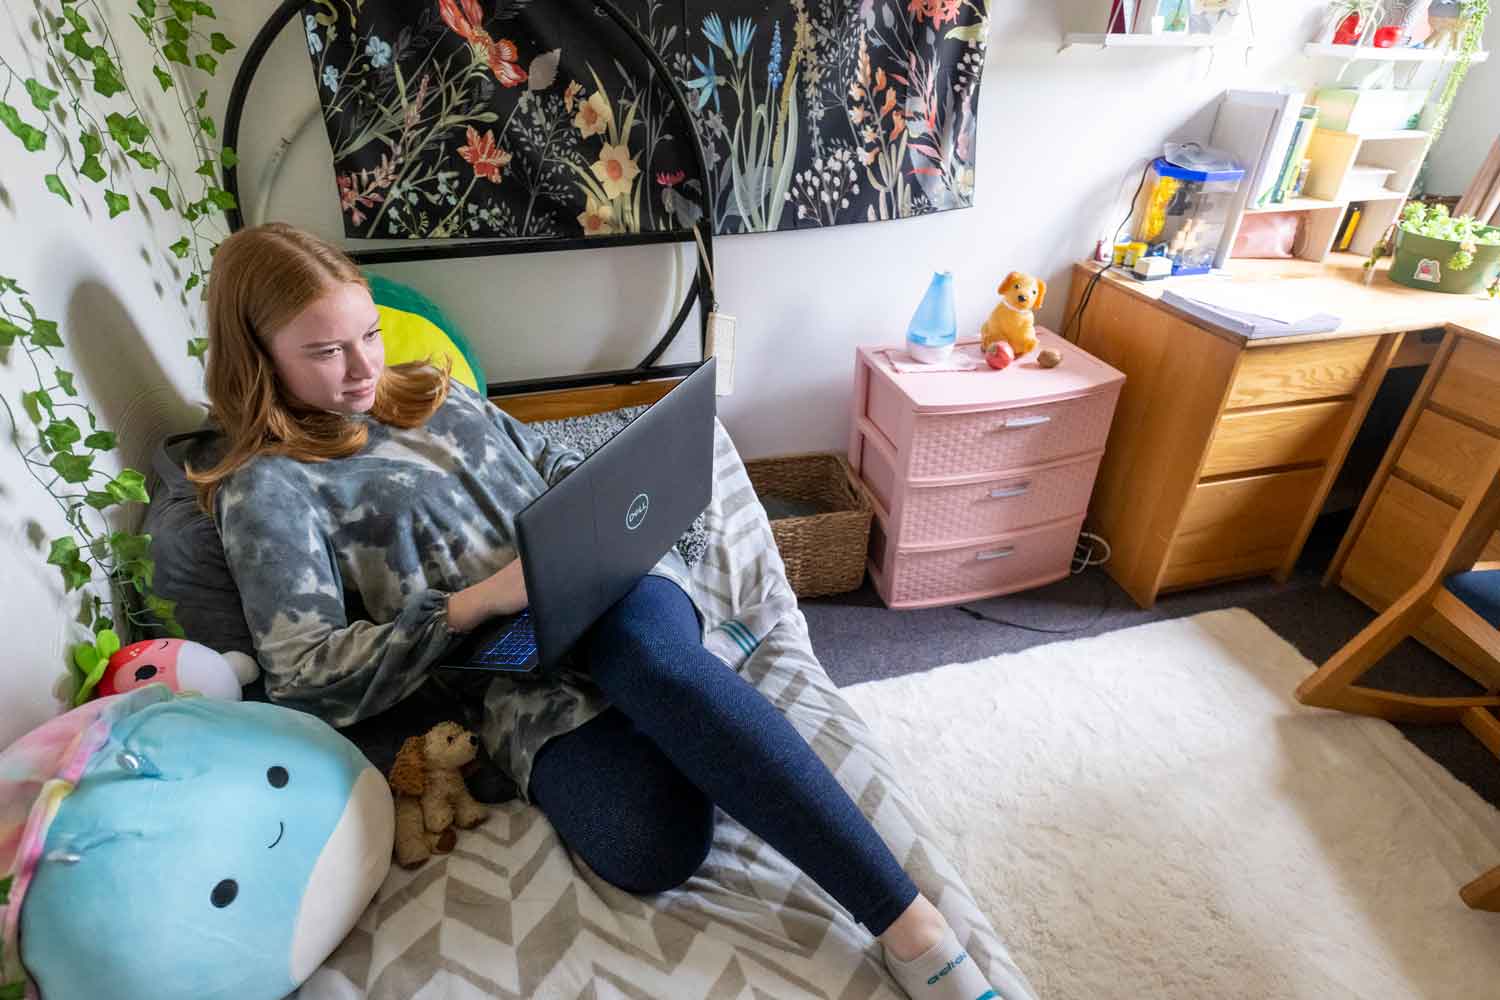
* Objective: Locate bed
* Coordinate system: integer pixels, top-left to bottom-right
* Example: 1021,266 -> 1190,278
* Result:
283,379 -> 1038,1000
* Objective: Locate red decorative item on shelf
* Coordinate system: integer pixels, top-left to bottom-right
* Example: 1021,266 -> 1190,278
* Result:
1333,12 -> 1363,43
1372,24 -> 1401,46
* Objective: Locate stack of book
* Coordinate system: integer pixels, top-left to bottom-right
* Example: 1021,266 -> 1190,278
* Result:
1214,91 -> 1322,209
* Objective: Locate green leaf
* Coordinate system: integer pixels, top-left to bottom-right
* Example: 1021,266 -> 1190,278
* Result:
195,52 -> 218,75
51,452 -> 94,483
55,368 -> 77,395
210,31 -> 234,53
195,159 -> 216,177
91,51 -> 126,98
110,532 -> 150,563
31,318 -> 62,348
62,28 -> 93,61
80,129 -> 102,156
44,173 -> 72,204
169,236 -> 191,258
220,145 -> 238,168
0,978 -> 21,1000
132,13 -> 151,34
106,469 -> 150,504
153,65 -> 174,91
0,873 -> 12,904
163,17 -> 189,41
84,430 -> 116,450
204,186 -> 236,210
163,39 -> 189,65
61,558 -> 91,593
184,272 -> 200,292
198,116 -> 216,138
42,418 -> 82,451
79,155 -> 106,183
21,389 -> 52,424
192,0 -> 215,16
126,149 -> 161,170
0,317 -> 20,346
104,190 -> 130,217
187,337 -> 208,360
169,0 -> 196,20
195,89 -> 208,110
148,185 -> 173,210
46,536 -> 79,566
24,78 -> 59,112
137,0 -> 157,16
72,641 -> 109,704
84,491 -> 115,509
0,102 -> 47,152
944,22 -> 987,42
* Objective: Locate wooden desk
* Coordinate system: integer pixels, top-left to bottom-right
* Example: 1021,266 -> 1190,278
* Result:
1066,253 -> 1497,616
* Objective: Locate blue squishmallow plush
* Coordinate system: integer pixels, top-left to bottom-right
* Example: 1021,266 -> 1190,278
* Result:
0,685 -> 393,999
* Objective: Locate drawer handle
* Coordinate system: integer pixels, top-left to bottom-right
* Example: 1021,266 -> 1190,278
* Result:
988,483 -> 1031,499
997,414 -> 1051,429
975,547 -> 1016,561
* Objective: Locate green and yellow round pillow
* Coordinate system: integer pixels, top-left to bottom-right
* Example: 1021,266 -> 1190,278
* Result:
365,272 -> 485,392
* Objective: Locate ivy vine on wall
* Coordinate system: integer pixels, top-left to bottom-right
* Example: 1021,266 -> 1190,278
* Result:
0,0 -> 237,703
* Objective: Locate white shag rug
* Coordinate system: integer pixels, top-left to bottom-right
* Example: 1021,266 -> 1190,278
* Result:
841,609 -> 1500,1000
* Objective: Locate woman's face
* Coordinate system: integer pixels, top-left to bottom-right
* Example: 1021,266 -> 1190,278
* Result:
268,281 -> 385,414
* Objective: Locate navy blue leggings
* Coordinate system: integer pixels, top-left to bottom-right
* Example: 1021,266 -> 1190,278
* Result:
528,575 -> 919,936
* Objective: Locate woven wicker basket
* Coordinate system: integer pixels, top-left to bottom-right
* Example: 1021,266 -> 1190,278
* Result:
744,453 -> 873,599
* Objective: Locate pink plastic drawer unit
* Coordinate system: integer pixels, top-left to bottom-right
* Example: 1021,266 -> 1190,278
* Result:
849,329 -> 1124,609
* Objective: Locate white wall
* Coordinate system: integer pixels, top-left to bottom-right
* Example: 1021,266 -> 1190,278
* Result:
1424,46 -> 1500,196
216,0 -> 1414,460
0,5 -> 206,746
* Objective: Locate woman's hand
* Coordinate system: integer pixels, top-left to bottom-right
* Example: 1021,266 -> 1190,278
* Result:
446,558 -> 528,633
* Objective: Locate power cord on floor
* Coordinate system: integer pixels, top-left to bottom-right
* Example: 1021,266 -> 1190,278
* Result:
956,532 -> 1114,635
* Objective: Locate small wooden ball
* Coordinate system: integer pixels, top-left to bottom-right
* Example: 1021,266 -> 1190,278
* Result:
1037,348 -> 1063,369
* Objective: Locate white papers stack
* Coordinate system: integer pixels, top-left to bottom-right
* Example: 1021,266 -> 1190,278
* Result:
1162,280 -> 1342,338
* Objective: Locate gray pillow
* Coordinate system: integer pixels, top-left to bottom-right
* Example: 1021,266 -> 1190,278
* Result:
141,404 -> 707,653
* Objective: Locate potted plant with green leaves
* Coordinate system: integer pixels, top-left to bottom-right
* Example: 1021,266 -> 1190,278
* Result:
1386,201 -> 1500,293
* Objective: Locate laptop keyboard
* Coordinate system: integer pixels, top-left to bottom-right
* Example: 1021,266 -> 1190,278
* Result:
470,611 -> 538,668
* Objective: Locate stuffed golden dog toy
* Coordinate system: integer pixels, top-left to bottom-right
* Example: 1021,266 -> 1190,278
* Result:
388,721 -> 490,868
980,271 -> 1046,361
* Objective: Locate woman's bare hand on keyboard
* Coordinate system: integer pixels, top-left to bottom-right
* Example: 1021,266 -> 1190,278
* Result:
446,558 -> 529,632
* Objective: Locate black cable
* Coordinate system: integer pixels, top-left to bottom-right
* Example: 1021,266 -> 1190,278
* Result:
1062,159 -> 1154,344
955,566 -> 1112,636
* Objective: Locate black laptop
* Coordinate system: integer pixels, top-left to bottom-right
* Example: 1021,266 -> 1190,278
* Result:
440,358 -> 716,676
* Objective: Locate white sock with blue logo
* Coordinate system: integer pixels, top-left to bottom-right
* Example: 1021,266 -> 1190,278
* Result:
883,926 -> 1001,1000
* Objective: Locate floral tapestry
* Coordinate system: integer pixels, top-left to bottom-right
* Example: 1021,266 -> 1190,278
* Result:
303,0 -> 989,240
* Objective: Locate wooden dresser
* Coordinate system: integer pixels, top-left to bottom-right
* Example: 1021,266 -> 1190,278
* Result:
848,331 -> 1124,608
1328,329 -> 1500,688
1065,255 -> 1497,609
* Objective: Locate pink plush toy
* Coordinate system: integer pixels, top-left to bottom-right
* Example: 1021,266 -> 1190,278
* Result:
97,639 -> 259,701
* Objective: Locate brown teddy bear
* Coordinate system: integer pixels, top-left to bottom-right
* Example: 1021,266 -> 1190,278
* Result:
388,721 -> 491,869
980,271 -> 1047,362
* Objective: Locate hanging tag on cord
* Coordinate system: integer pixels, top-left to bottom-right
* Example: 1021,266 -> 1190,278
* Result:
694,225 -> 735,396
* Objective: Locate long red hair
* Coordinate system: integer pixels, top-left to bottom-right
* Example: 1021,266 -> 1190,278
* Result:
188,223 -> 449,512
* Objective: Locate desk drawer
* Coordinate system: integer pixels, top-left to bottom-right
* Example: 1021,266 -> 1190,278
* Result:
1394,409 -> 1500,506
898,389 -> 1119,480
1431,338 -> 1500,434
1225,337 -> 1379,409
1161,467 -> 1324,590
1201,400 -> 1351,478
1343,476 -> 1500,607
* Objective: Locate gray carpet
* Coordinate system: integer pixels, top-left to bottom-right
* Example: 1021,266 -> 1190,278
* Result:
802,514 -> 1500,813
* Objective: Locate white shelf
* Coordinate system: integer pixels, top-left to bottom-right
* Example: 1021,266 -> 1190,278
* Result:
1303,42 -> 1490,63
1341,190 -> 1407,203
1244,197 -> 1346,214
1060,32 -> 1246,52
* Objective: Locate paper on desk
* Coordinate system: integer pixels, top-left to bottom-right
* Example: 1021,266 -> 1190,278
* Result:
882,345 -> 985,373
1170,278 -> 1332,325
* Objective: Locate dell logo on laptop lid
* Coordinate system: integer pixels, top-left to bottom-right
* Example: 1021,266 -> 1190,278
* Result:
626,493 -> 650,531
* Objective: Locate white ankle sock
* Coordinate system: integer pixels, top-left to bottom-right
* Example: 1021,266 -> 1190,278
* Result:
883,926 -> 1002,1000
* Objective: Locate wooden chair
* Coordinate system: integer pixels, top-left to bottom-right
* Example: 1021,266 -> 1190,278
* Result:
1296,448 -> 1500,912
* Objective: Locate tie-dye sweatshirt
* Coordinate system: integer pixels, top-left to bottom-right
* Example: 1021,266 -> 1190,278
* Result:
215,379 -> 690,793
